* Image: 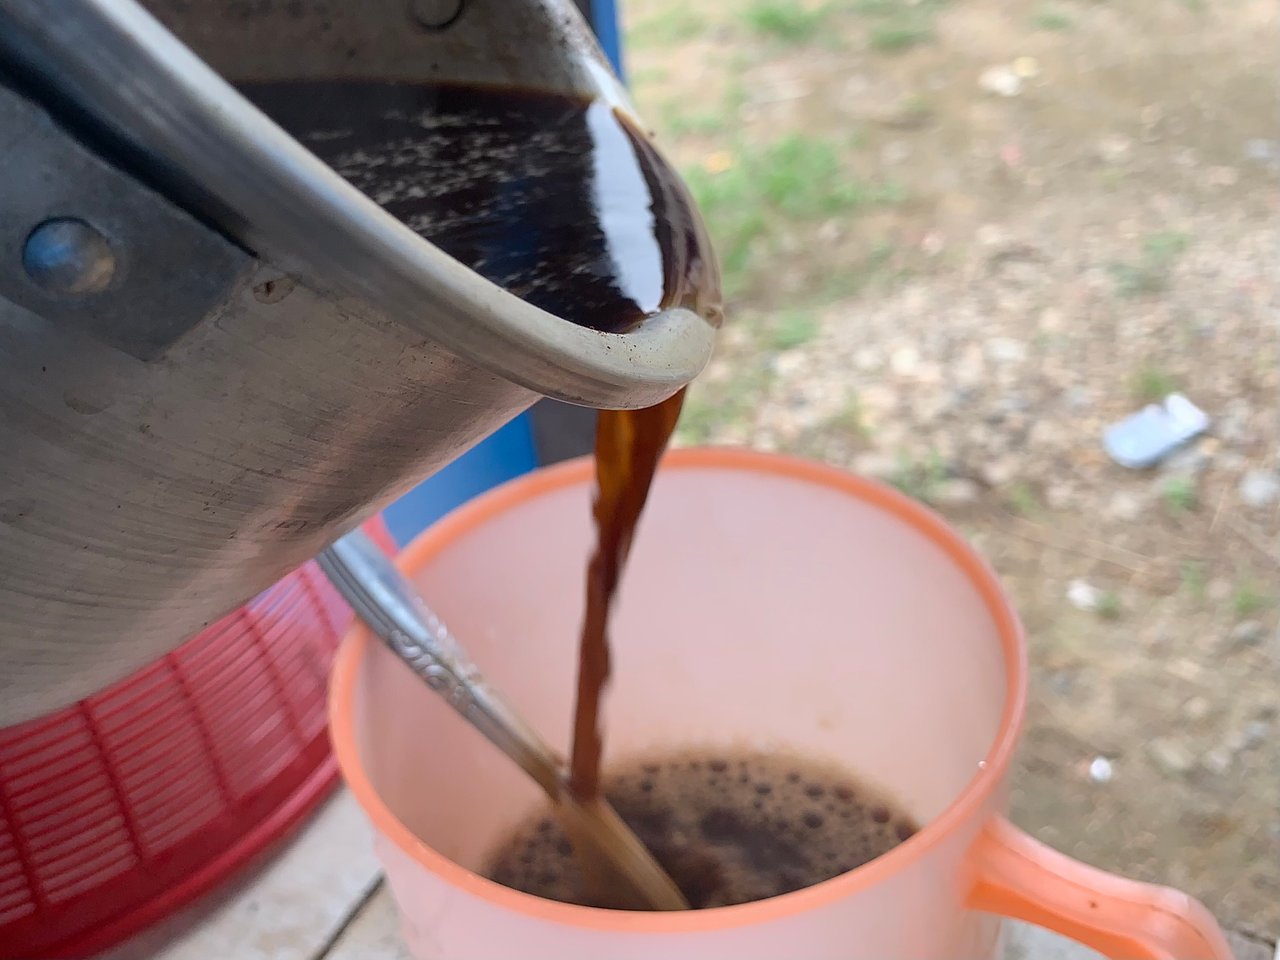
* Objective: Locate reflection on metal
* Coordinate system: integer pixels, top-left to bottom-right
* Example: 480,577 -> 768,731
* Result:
22,219 -> 117,296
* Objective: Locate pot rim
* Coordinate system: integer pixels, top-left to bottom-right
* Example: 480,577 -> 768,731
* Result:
0,0 -> 715,409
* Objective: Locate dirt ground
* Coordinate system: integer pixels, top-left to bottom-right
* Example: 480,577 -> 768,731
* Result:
622,0 -> 1279,938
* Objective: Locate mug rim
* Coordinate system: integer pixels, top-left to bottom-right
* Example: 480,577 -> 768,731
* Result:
328,446 -> 1028,933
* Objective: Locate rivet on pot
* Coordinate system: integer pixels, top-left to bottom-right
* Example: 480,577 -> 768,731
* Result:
23,218 -> 116,295
409,0 -> 464,30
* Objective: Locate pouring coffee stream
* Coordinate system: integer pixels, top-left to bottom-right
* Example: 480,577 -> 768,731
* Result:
320,393 -> 699,911
290,79 -> 722,909
568,394 -> 686,800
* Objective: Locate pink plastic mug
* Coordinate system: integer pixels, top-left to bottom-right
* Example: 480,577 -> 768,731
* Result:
329,448 -> 1231,960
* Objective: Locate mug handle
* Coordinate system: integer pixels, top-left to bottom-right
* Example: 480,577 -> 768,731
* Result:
965,817 -> 1234,960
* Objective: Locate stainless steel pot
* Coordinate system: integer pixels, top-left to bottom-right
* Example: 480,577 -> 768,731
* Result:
0,0 -> 716,725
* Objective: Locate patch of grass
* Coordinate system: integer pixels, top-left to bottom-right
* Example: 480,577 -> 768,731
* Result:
1008,482 -> 1040,516
760,134 -> 903,217
794,395 -> 871,457
676,366 -> 771,445
1180,561 -> 1206,600
715,223 -> 767,299
881,93 -> 934,129
817,270 -> 870,303
754,137 -> 847,216
1108,231 -> 1193,298
662,105 -> 733,138
769,309 -> 820,350
675,400 -> 720,446
1132,365 -> 1179,404
850,0 -> 946,14
891,450 -> 948,502
1108,262 -> 1167,297
1144,231 -> 1193,261
1232,580 -> 1270,618
829,395 -> 870,438
869,19 -> 934,51
1162,475 -> 1197,514
848,0 -> 943,53
1097,590 -> 1123,620
628,9 -> 709,46
865,238 -> 897,269
682,163 -> 765,298
850,0 -> 899,12
684,135 -> 901,299
675,395 -> 721,445
741,0 -> 829,42
1099,167 -> 1128,190
810,243 -> 902,303
1030,6 -> 1073,30
627,65 -> 671,87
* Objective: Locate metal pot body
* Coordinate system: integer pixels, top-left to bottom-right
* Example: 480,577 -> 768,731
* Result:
0,0 -> 715,724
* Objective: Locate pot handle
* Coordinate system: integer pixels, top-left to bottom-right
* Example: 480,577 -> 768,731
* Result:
965,817 -> 1233,960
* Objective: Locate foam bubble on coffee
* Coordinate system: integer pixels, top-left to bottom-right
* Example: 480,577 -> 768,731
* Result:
487,749 -> 918,910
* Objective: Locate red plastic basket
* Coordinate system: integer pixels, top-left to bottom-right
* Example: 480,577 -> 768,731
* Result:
0,521 -> 393,959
